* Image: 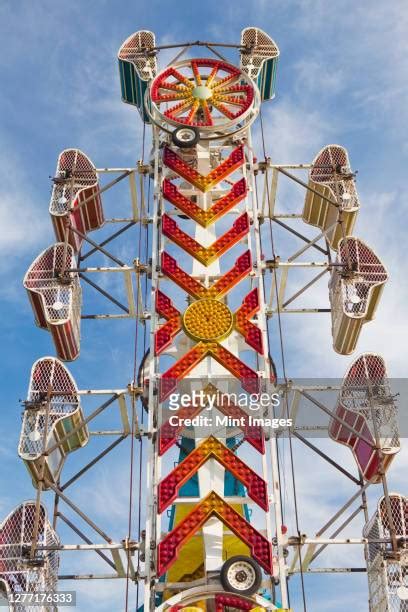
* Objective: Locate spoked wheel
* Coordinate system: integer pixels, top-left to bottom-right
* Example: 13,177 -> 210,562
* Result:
220,555 -> 262,596
150,58 -> 256,133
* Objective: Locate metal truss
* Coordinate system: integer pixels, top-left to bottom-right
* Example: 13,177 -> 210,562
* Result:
46,154 -> 395,602
256,161 -> 337,316
17,151 -> 396,608
273,383 -> 399,581
63,165 -> 150,321
24,386 -> 141,582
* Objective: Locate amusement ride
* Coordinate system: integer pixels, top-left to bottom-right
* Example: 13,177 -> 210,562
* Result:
0,26 -> 405,612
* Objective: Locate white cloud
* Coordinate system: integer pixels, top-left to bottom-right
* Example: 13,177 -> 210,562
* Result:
0,191 -> 49,254
253,99 -> 333,163
293,59 -> 345,98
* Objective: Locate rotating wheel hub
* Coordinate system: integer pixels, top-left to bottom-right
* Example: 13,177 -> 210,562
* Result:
192,85 -> 212,101
149,57 -> 259,136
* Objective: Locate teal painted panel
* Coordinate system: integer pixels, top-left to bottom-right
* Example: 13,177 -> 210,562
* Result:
118,59 -> 150,123
258,57 -> 278,102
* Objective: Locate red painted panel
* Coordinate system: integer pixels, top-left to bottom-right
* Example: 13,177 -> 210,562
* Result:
158,435 -> 268,512
157,491 -> 273,576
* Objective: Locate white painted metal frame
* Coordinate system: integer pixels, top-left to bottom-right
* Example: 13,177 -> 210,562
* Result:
63,166 -> 147,321
137,87 -> 291,607
14,385 -> 140,585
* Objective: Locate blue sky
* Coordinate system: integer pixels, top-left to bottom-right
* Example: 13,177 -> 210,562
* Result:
0,1 -> 407,611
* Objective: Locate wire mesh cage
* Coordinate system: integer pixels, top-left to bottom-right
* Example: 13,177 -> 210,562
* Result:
240,27 -> 279,102
18,357 -> 89,488
49,148 -> 104,252
0,502 -> 59,612
302,145 -> 360,251
118,30 -> 157,122
329,353 -> 399,483
363,494 -> 408,611
23,243 -> 82,361
329,237 -> 388,355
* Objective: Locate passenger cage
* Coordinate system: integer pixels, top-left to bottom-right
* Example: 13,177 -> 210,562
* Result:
329,237 -> 388,354
240,27 -> 280,102
118,30 -> 157,122
23,243 -> 81,361
0,502 -> 59,612
363,494 -> 408,611
302,144 -> 360,251
329,353 -> 399,483
18,357 -> 88,488
49,148 -> 104,252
